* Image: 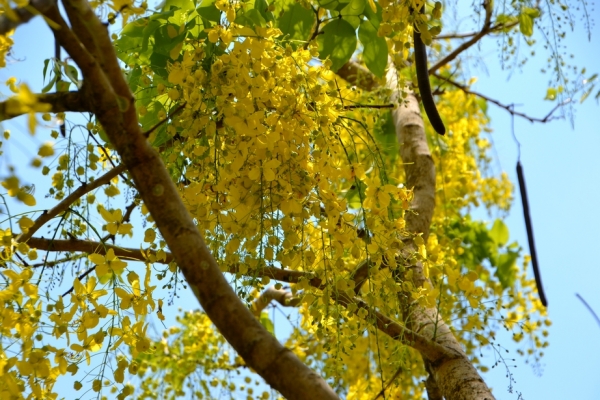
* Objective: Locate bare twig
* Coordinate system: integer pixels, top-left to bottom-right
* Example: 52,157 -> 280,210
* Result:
576,293 -> 600,329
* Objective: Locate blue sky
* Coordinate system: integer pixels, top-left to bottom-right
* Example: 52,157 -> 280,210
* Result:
1,3 -> 599,399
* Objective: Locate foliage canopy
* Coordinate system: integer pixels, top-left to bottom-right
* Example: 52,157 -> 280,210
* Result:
0,0 -> 594,398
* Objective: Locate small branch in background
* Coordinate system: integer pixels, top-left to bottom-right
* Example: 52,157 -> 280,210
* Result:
143,102 -> 187,138
336,61 -> 380,91
0,91 -> 90,122
16,164 -> 126,243
435,20 -> 519,40
434,72 -> 568,123
252,287 -> 302,316
576,293 -> 600,329
343,104 -> 394,110
428,0 -> 492,75
0,0 -> 55,35
373,366 -> 403,399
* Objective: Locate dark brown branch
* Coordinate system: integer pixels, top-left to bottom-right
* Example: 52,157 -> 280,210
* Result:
0,0 -> 54,35
343,104 -> 394,110
428,0 -> 493,75
0,91 -> 90,122
16,165 -> 126,243
26,235 -> 452,361
435,20 -> 519,40
434,72 -> 568,123
143,102 -> 187,138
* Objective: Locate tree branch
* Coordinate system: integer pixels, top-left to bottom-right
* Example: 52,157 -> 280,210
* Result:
428,0 -> 493,75
252,287 -> 302,316
0,91 -> 91,122
387,61 -> 496,399
435,20 -> 519,40
25,235 -> 453,361
0,0 -> 54,35
434,72 -> 568,123
16,165 -> 126,243
27,0 -> 341,396
336,61 -> 380,91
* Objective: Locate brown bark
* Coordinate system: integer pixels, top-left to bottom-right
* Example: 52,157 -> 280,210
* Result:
0,91 -> 90,121
16,1 -> 340,398
386,64 -> 495,400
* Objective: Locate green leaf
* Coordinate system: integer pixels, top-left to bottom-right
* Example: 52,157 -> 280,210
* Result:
235,8 -> 267,28
373,111 -> 398,163
63,64 -> 79,87
255,0 -> 274,23
317,19 -> 357,72
345,181 -> 366,209
278,3 -> 315,42
318,0 -> 351,11
340,0 -> 366,28
495,251 -> 518,288
152,25 -> 187,58
259,312 -> 275,335
163,0 -> 195,12
489,219 -> 509,247
42,59 -> 50,82
358,19 -> 388,78
126,66 -> 142,92
363,1 -> 382,28
197,0 -> 221,22
56,80 -> 71,92
41,75 -> 58,94
580,84 -> 595,103
519,12 -> 534,36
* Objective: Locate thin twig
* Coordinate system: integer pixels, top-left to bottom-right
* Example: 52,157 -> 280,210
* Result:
143,102 -> 187,138
434,72 -> 568,123
16,164 -> 126,243
576,293 -> 600,329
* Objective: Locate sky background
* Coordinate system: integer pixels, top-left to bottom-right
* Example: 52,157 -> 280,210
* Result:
1,1 -> 599,399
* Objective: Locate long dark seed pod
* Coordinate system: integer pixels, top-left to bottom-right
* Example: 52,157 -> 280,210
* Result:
413,6 -> 445,135
517,161 -> 548,307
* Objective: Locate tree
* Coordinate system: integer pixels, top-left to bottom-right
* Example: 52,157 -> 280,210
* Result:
0,0 -> 594,398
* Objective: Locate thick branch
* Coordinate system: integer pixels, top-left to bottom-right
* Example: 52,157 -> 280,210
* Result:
387,62 -> 495,400
33,0 -> 339,396
0,91 -> 90,121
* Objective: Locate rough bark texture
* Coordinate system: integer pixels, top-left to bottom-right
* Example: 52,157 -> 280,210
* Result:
17,1 -> 340,398
386,64 -> 496,400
